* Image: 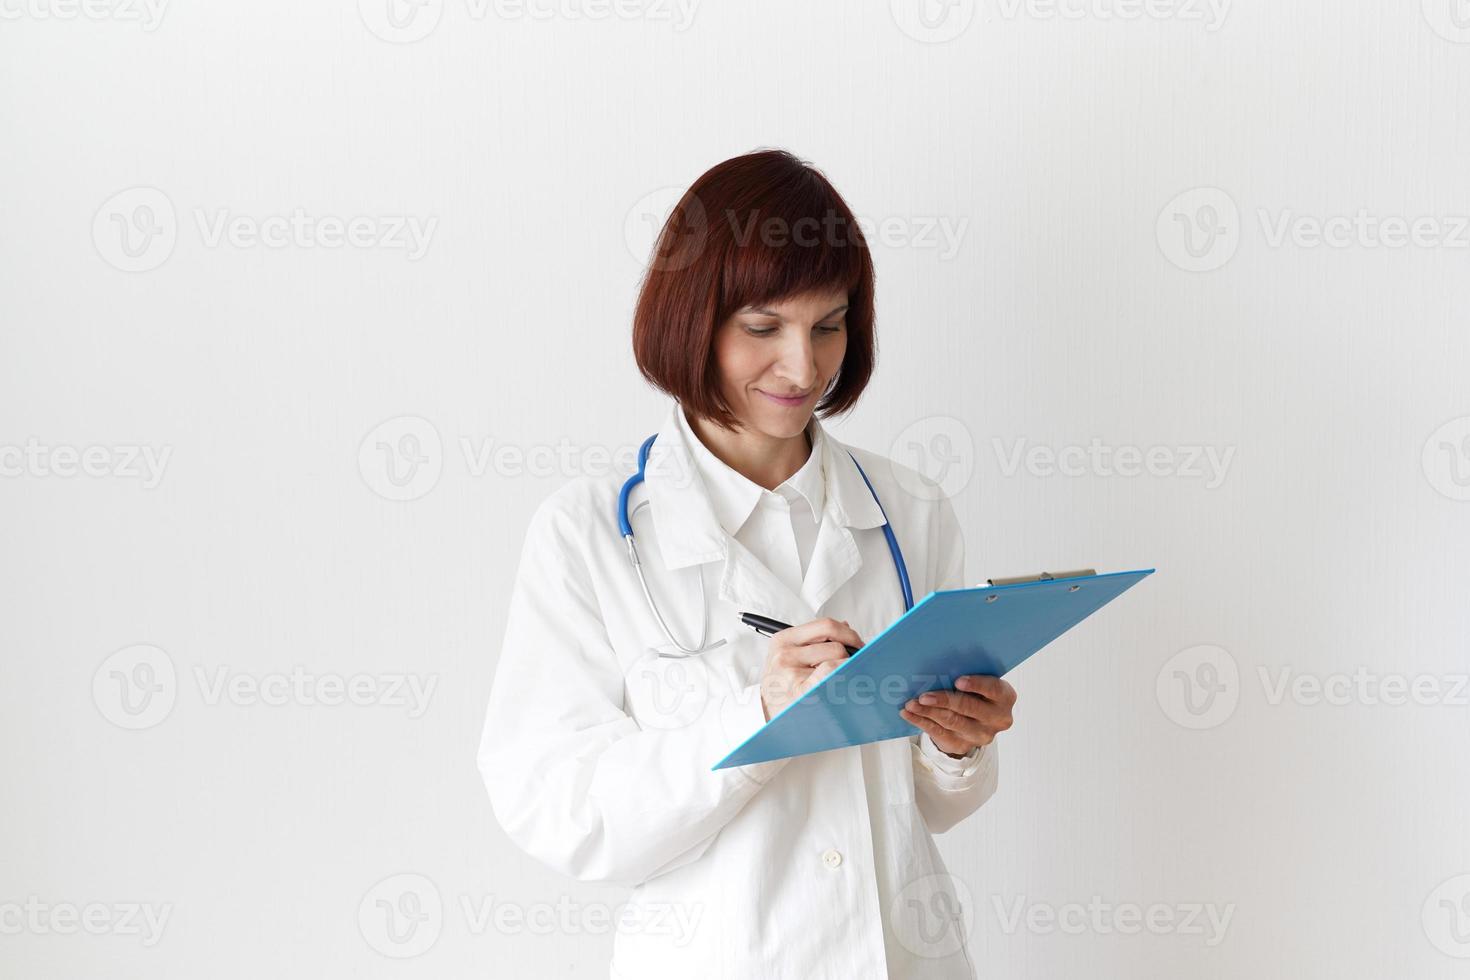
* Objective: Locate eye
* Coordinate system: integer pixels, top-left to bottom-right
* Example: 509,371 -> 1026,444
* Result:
816,321 -> 844,333
743,321 -> 779,336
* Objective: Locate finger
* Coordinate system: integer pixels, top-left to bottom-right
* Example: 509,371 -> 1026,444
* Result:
915,690 -> 996,722
905,701 -> 1003,741
777,635 -> 860,669
954,675 -> 1016,704
802,658 -> 844,692
940,698 -> 1011,734
899,708 -> 968,753
777,617 -> 864,652
905,701 -> 981,736
900,706 -> 943,735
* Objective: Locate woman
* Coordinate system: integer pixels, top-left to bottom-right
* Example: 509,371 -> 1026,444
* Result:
478,149 -> 1017,979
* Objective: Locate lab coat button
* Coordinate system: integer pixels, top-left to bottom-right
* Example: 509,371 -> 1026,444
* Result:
822,848 -> 843,869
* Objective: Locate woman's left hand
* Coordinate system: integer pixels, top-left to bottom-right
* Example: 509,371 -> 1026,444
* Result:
901,675 -> 1017,758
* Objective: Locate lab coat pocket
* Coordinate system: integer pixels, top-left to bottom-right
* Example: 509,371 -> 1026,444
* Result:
623,638 -> 753,734
623,650 -> 723,733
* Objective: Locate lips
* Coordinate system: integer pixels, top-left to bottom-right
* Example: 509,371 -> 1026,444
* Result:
758,390 -> 810,406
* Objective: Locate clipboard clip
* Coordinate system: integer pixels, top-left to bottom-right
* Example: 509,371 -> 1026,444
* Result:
986,568 -> 1097,587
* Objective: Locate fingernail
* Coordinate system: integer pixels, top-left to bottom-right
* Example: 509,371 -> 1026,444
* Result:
919,694 -> 938,705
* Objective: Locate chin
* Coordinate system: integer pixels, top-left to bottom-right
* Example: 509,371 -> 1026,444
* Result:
751,412 -> 811,440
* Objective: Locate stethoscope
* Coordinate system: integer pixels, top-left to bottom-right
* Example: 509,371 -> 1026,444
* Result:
618,431 -> 914,657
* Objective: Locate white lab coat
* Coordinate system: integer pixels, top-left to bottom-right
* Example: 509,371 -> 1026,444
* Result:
478,400 -> 999,979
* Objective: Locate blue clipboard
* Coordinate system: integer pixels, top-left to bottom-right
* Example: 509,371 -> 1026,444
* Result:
712,568 -> 1155,769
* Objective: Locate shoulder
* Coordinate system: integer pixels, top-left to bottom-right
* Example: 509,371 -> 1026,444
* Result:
524,472 -> 624,545
832,437 -> 953,522
830,435 -> 967,586
509,473 -> 630,598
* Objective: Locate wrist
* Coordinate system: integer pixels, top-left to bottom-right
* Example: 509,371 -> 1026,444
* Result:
934,737 -> 975,760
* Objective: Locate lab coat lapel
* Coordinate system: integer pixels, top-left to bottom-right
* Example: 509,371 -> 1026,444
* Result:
716,534 -> 814,626
798,419 -> 888,614
798,513 -> 861,614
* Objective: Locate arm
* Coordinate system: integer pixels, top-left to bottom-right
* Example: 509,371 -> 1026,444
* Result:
477,491 -> 789,887
910,492 -> 1002,835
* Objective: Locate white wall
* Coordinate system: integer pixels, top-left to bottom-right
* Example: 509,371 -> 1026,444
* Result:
3,0 -> 1469,976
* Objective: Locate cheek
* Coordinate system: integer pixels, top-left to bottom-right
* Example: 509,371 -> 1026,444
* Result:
820,336 -> 848,375
715,335 -> 767,385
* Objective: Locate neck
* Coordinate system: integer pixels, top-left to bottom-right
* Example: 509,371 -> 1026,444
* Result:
685,407 -> 813,492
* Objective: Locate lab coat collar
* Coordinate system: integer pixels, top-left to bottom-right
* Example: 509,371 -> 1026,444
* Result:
643,399 -> 887,619
671,400 -> 826,538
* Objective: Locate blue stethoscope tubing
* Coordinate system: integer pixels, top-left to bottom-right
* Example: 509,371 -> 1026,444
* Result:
619,432 -> 913,656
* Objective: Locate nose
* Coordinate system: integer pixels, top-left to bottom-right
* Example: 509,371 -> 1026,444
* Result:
772,331 -> 818,391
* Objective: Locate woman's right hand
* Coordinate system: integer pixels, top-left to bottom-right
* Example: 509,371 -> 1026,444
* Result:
758,618 -> 865,720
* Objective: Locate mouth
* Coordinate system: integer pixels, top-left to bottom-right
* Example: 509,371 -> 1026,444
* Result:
756,389 -> 812,408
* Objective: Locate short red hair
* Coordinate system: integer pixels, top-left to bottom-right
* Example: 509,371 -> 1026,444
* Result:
632,149 -> 876,432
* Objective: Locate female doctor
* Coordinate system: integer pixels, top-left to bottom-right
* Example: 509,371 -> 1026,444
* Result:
478,149 -> 1017,980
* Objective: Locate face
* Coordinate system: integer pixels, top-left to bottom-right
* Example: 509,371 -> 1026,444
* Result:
711,287 -> 849,440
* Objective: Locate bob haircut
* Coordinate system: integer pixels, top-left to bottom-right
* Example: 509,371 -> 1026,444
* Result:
632,149 -> 876,432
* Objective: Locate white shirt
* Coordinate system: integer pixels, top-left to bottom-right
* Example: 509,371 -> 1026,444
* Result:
479,399 -> 999,979
672,404 -> 979,778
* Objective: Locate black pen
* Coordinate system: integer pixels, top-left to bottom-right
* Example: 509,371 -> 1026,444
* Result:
739,612 -> 861,655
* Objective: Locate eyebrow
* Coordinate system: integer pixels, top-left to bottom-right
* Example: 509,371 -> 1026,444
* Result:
746,304 -> 849,320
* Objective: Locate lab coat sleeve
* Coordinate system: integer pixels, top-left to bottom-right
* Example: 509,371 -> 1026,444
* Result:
911,491 -> 1001,835
478,489 -> 791,887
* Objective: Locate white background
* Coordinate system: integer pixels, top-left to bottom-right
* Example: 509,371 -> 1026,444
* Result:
3,0 -> 1469,976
